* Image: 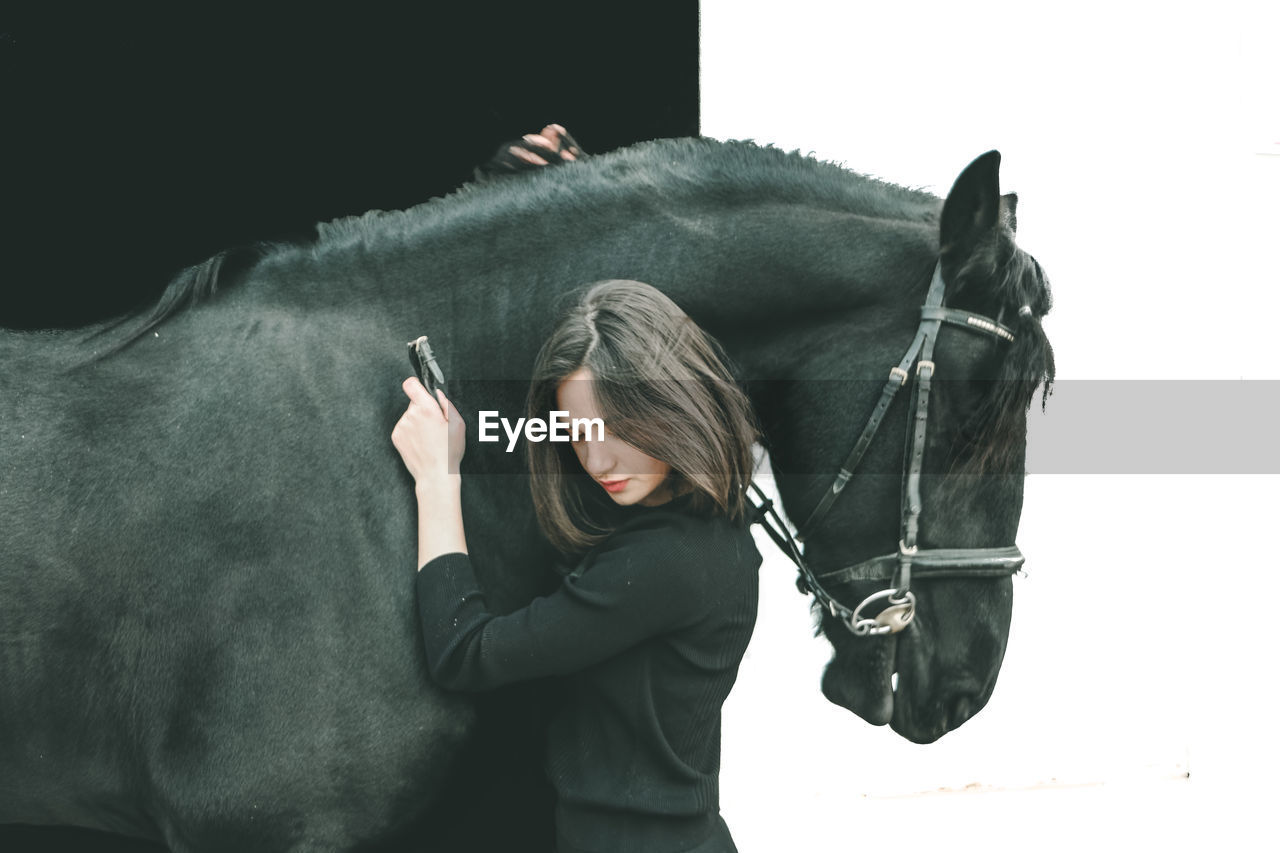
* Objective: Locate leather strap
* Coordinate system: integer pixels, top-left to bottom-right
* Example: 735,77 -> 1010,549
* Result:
795,336 -> 921,541
747,485 -> 805,569
897,269 -> 946,590
919,306 -> 1016,342
815,546 -> 1025,585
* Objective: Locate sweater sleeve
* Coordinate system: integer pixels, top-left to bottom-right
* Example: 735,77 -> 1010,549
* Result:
415,524 -> 707,691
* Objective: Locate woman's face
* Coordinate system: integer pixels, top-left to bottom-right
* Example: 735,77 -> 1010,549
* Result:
555,367 -> 675,507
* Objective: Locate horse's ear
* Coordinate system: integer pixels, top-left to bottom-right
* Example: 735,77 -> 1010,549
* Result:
1001,192 -> 1018,234
939,150 -> 1002,262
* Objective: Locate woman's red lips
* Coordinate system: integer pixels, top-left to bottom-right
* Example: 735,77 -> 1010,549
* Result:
600,479 -> 628,493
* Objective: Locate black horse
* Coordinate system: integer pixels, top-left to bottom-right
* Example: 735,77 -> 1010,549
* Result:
0,137 -> 1053,851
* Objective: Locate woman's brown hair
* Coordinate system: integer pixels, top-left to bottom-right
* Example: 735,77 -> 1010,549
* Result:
527,280 -> 761,556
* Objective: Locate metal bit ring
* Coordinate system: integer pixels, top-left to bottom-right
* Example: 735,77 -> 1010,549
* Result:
849,588 -> 917,636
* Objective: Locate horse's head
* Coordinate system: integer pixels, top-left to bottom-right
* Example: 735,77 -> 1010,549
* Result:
765,150 -> 1054,743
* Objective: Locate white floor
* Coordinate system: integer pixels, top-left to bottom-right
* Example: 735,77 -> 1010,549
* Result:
721,476 -> 1275,851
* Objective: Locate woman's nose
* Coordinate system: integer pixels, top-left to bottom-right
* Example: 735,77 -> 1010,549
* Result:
579,443 -> 613,478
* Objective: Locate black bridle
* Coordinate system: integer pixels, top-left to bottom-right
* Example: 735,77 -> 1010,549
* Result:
748,261 -> 1026,636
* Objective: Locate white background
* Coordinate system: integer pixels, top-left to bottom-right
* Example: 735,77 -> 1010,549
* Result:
706,2 -> 1280,850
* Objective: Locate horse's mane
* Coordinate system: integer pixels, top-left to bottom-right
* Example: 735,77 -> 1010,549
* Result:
84,137 -> 940,361
304,136 -> 941,256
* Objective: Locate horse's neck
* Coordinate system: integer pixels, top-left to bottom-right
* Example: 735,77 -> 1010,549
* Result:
673,219 -> 938,381
289,160 -> 939,382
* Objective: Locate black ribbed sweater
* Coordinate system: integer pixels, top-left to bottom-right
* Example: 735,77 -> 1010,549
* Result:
415,492 -> 761,853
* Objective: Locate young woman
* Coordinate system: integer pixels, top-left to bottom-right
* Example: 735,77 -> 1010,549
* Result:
391,278 -> 763,853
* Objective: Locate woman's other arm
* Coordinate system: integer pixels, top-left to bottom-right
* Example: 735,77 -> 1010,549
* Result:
416,525 -> 710,692
473,123 -> 585,182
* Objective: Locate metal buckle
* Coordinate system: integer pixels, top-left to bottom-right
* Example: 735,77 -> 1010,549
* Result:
889,366 -> 908,386
915,359 -> 935,378
898,540 -> 917,556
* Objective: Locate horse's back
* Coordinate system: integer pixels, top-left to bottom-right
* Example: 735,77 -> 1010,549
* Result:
1,304 -> 480,847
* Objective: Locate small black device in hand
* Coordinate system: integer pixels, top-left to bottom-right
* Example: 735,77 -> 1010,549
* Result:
407,335 -> 447,413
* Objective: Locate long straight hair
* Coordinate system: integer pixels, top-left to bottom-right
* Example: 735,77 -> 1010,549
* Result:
526,280 -> 760,556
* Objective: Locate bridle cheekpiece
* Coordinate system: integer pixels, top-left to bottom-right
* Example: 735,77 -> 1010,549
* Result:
748,261 -> 1026,636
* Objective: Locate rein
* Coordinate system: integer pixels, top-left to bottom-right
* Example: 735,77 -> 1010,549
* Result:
746,261 -> 1026,637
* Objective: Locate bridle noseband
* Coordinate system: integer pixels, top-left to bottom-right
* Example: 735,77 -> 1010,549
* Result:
748,261 -> 1026,636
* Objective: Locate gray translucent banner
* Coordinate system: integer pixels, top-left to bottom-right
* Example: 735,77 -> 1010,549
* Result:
418,378 -> 1280,475
1024,380 -> 1280,474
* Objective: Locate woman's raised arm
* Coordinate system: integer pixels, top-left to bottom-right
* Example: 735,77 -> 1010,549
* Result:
391,377 -> 468,566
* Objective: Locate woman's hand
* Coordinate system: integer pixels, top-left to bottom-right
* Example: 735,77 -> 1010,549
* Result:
507,124 -> 582,166
475,123 -> 584,181
391,378 -> 466,485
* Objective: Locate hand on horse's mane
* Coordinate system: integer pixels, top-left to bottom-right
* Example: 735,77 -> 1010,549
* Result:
475,123 -> 585,181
